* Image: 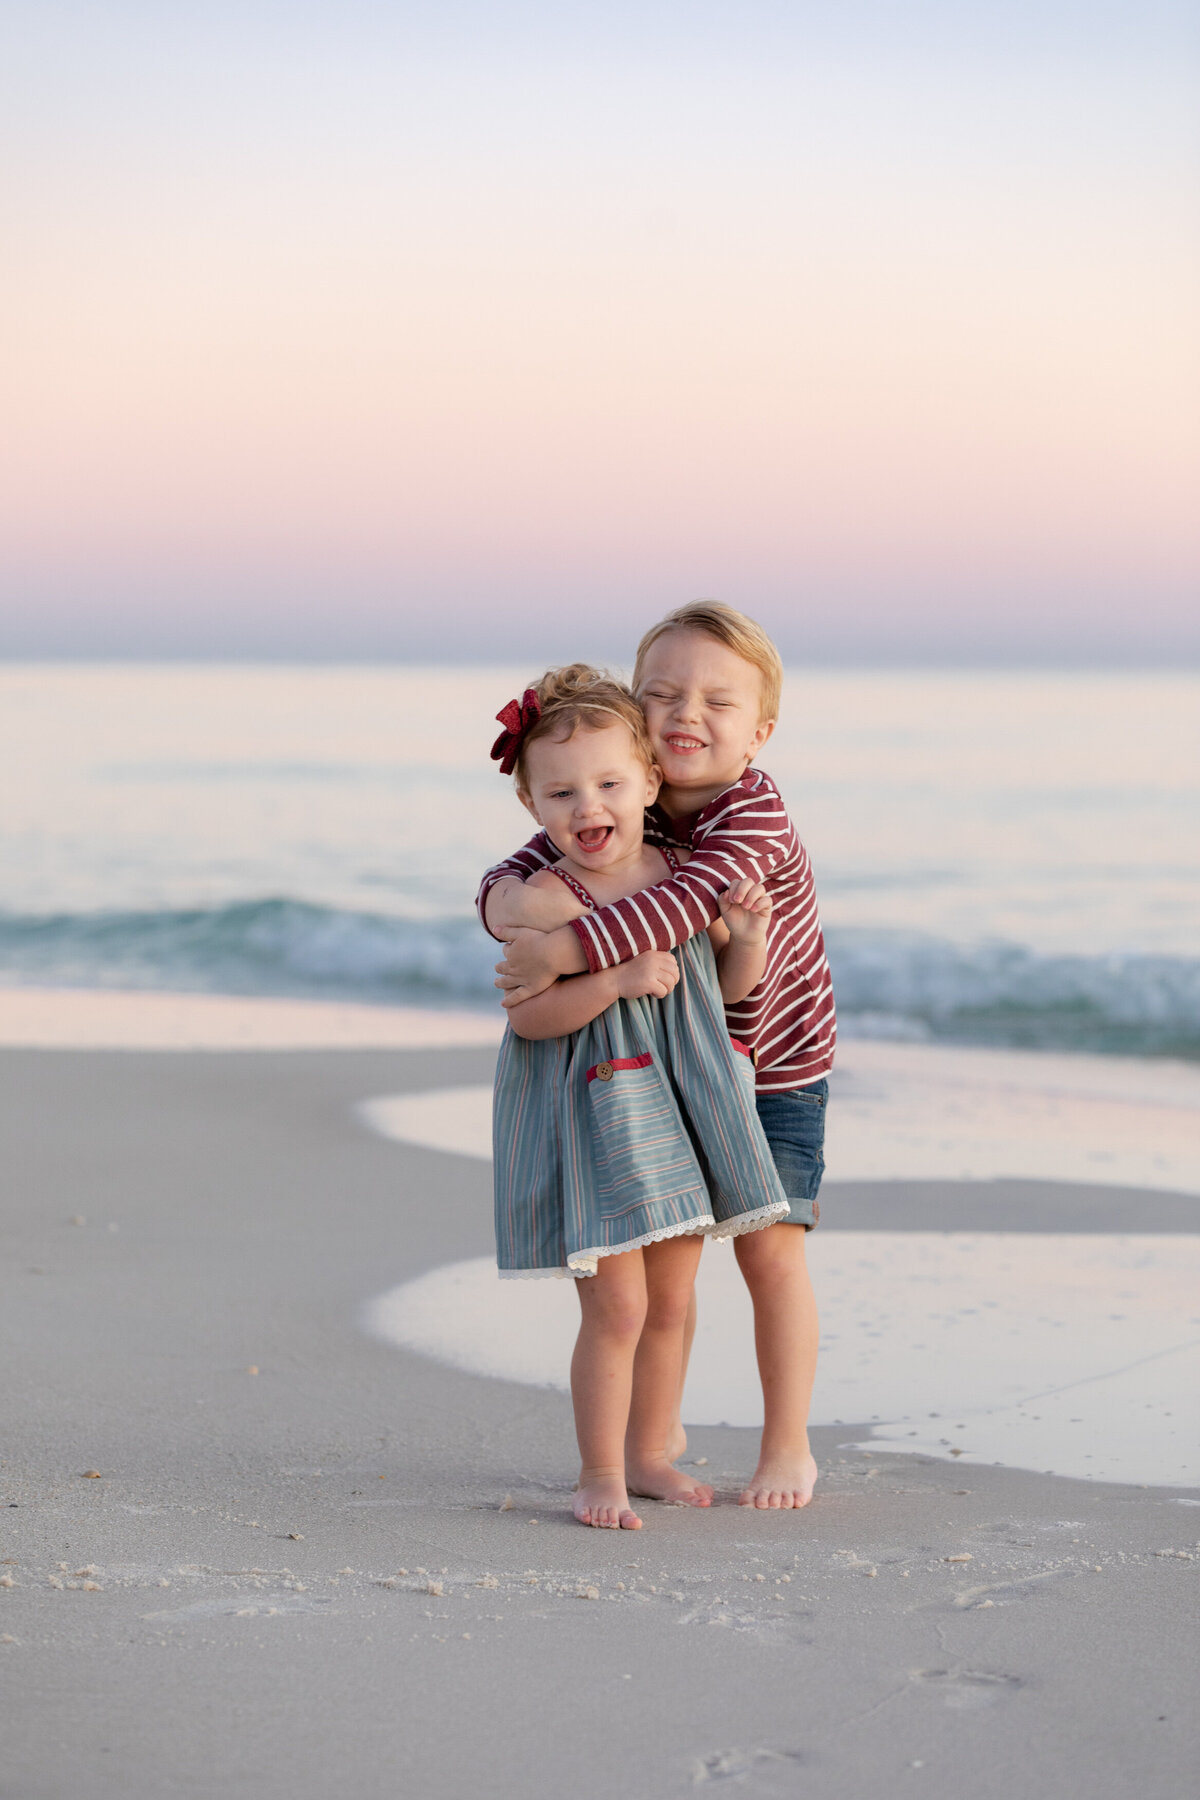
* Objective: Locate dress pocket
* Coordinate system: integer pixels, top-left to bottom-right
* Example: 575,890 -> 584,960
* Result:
586,1054 -> 703,1220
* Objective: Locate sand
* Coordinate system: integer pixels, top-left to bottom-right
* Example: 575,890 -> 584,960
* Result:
3,1040 -> 1198,1800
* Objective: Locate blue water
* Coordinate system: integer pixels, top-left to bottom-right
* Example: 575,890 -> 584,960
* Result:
2,663 -> 1197,1058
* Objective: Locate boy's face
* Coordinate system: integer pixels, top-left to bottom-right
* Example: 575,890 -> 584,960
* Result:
636,629 -> 774,808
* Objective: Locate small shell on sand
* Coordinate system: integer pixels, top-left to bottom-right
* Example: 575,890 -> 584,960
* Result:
426,1581 -> 444,1597
578,1586 -> 600,1600
0,1576 -> 14,1588
287,1533 -> 304,1541
82,1471 -> 102,1480
498,1495 -> 514,1511
945,1554 -> 973,1563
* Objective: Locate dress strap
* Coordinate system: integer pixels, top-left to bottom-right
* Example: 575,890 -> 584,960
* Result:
546,865 -> 597,910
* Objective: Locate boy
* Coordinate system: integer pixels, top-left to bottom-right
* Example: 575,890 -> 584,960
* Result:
480,602 -> 835,1508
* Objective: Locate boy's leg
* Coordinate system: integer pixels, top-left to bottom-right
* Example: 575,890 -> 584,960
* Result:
571,1252 -> 648,1528
733,1222 -> 819,1507
736,1081 -> 827,1507
624,1233 -> 713,1506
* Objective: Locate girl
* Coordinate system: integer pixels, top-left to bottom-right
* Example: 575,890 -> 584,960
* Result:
490,665 -> 789,1529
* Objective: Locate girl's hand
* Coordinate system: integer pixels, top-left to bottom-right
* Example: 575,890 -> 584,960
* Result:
718,879 -> 771,943
614,951 -> 680,1001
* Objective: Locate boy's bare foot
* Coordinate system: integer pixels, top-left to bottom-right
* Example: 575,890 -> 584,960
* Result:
738,1451 -> 818,1509
626,1456 -> 714,1507
664,1423 -> 688,1464
574,1472 -> 642,1529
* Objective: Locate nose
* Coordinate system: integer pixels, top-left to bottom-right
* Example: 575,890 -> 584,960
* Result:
671,690 -> 701,723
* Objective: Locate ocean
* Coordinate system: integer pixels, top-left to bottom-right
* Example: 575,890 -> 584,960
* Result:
2,662 -> 1197,1060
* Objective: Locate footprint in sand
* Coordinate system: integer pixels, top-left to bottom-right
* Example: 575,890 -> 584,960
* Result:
692,1747 -> 809,1784
911,1668 -> 1023,1710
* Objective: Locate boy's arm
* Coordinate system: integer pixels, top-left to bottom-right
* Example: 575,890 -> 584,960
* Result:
498,775 -> 793,1002
476,832 -> 559,940
506,952 -> 681,1041
712,879 -> 771,1004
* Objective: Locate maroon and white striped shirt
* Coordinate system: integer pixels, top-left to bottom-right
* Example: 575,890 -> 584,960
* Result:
477,768 -> 836,1093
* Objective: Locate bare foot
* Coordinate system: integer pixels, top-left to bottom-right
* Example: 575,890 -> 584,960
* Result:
626,1456 -> 714,1507
738,1451 -> 818,1509
574,1471 -> 642,1530
665,1421 -> 688,1464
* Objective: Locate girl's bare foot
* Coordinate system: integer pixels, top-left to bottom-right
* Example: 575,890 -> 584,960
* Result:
664,1422 -> 688,1464
738,1451 -> 818,1509
626,1456 -> 714,1507
574,1471 -> 642,1529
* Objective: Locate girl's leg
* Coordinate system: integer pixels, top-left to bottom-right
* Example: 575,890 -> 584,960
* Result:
664,1290 -> 697,1466
624,1233 -> 713,1507
571,1252 -> 648,1529
733,1223 -> 820,1507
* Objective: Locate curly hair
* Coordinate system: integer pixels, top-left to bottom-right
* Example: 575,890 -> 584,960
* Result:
513,664 -> 656,793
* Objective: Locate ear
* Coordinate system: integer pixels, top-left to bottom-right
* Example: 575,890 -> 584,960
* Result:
745,719 -> 775,763
516,786 -> 543,825
643,762 -> 663,806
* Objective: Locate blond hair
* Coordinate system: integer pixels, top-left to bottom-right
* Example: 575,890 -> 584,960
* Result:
633,600 -> 783,723
513,663 -> 656,793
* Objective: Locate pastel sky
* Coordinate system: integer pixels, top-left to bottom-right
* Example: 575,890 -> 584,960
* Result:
2,1 -> 1197,663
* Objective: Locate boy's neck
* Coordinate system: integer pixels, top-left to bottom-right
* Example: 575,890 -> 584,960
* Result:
657,771 -> 745,820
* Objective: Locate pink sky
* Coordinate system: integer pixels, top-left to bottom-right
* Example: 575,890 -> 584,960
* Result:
2,4 -> 1197,661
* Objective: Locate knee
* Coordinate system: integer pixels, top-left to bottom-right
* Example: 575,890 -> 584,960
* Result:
735,1227 -> 804,1292
583,1289 -> 648,1342
643,1289 -> 692,1334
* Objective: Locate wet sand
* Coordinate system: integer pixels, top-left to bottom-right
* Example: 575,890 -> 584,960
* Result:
3,1044 -> 1198,1800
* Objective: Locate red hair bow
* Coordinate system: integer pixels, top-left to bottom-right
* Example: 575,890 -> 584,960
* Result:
490,688 -> 541,775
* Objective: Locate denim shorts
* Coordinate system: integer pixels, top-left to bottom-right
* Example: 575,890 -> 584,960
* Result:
755,1081 -> 828,1228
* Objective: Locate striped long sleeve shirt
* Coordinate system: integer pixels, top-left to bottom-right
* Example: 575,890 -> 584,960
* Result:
477,768 -> 836,1093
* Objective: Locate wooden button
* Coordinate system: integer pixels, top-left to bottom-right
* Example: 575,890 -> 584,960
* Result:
595,1061 -> 614,1082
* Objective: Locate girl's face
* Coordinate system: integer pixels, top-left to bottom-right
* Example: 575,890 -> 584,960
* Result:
519,722 -> 660,871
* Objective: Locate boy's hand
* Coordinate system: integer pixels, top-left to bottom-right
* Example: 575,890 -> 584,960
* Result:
614,951 -> 680,1002
496,920 -> 590,1004
496,928 -> 562,1006
718,879 -> 771,944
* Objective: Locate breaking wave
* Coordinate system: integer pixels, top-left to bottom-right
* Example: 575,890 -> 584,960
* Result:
1,901 -> 1197,1059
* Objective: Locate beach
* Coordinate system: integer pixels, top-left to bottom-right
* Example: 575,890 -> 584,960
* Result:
3,999 -> 1197,1798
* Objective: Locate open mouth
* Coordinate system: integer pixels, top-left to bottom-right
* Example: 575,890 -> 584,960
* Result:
664,734 -> 706,755
575,826 -> 614,853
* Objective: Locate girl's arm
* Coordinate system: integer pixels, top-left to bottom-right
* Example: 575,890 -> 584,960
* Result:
507,952 -> 681,1040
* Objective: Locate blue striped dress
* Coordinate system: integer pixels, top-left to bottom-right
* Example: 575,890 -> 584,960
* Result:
492,862 -> 789,1278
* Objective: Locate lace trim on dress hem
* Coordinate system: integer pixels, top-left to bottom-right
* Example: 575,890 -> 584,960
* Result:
567,1212 -> 718,1275
497,1201 -> 783,1281
708,1199 -> 790,1239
